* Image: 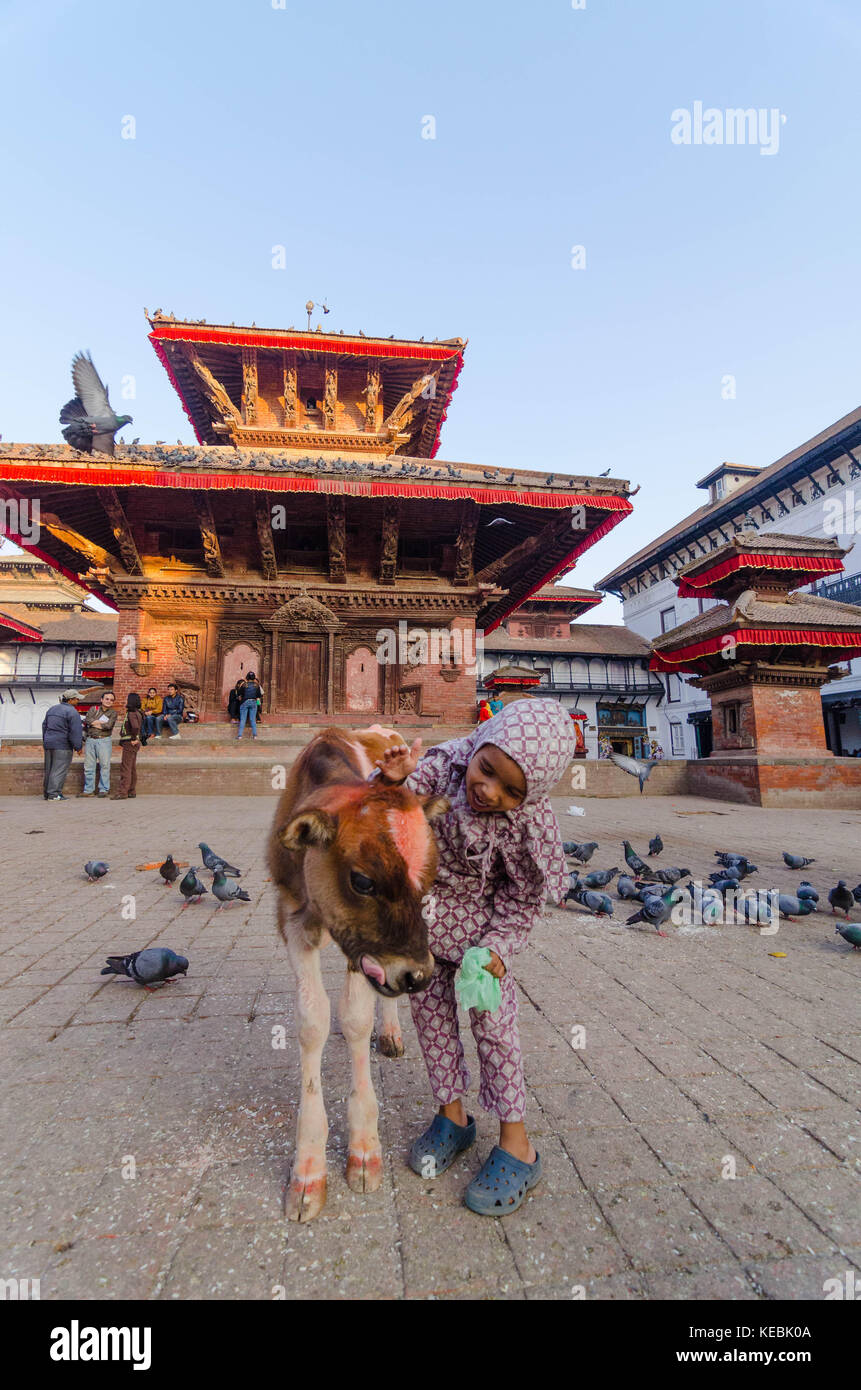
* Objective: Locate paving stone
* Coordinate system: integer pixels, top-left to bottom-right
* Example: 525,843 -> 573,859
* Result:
681,1174 -> 838,1261
2,790 -> 859,1300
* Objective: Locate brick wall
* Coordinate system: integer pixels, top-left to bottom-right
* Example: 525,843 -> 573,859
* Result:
112,609 -> 200,711
710,682 -> 828,757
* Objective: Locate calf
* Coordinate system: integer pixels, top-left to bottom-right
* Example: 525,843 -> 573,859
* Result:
268,723 -> 448,1222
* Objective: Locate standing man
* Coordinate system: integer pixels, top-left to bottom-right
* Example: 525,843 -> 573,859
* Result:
41,689 -> 84,800
156,683 -> 185,740
81,689 -> 117,797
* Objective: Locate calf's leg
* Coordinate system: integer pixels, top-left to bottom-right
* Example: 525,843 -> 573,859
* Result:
340,970 -> 384,1193
284,924 -> 331,1222
376,994 -> 404,1058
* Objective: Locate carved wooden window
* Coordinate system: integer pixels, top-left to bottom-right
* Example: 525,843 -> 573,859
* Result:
724,702 -> 740,735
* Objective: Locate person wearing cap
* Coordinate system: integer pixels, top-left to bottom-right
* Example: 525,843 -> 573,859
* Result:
41,689 -> 84,800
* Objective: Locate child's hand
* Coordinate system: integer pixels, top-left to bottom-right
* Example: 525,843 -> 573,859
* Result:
483,951 -> 506,979
375,736 -> 422,784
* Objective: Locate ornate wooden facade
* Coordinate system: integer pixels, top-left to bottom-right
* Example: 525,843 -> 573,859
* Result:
0,316 -> 635,723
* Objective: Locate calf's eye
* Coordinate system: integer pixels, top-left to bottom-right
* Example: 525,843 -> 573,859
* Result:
350,870 -> 376,895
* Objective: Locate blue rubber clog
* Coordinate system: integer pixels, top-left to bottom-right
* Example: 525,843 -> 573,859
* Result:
464,1145 -> 542,1216
408,1113 -> 476,1179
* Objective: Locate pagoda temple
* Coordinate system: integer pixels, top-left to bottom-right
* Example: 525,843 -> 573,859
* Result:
0,313 -> 634,725
650,531 -> 861,804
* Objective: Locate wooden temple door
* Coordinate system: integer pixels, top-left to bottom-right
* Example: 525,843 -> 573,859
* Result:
279,639 -> 325,713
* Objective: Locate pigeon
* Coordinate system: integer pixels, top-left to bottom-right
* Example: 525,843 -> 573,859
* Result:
783,852 -> 815,870
622,841 -> 653,876
737,894 -> 777,930
158,854 -> 180,885
797,881 -> 819,904
709,866 -> 741,883
100,948 -> 188,988
710,876 -> 743,895
714,851 -> 747,868
211,870 -> 251,909
565,876 -> 613,916
653,866 -> 691,885
562,841 -> 598,864
685,881 -> 723,925
616,874 -> 640,900
835,922 -> 861,950
608,749 -> 658,793
648,834 -> 663,857
853,884 -> 861,905
625,889 -> 673,935
777,894 -> 815,920
84,861 -> 109,882
828,881 -> 854,917
198,842 -> 241,878
583,867 -> 620,889
179,867 -> 208,905
60,351 -> 132,456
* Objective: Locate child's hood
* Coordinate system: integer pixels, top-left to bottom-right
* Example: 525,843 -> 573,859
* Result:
470,698 -> 577,802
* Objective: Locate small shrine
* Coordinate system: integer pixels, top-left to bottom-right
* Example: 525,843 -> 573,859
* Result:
650,531 -> 861,804
482,664 -> 543,703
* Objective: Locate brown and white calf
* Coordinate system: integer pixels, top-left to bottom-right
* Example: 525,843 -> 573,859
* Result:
268,723 -> 448,1222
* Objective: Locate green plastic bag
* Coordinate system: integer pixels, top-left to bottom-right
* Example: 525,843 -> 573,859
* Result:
455,946 -> 502,1014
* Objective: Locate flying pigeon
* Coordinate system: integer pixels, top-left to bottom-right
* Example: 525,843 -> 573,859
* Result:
609,750 -> 657,793
583,866 -> 620,889
835,922 -> 861,950
179,867 -> 208,905
84,861 -> 109,882
625,890 -> 673,936
59,352 -> 132,456
159,854 -> 180,885
828,881 -> 854,917
562,841 -> 598,864
648,834 -> 663,857
100,948 -> 188,988
783,852 -> 815,870
211,869 -> 251,909
797,882 -> 819,904
198,842 -> 241,877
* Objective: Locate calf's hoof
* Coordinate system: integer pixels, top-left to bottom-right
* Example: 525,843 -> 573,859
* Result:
346,1149 -> 384,1193
376,1032 -> 405,1058
285,1172 -> 327,1222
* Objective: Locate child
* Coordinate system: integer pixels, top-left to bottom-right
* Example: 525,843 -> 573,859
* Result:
375,698 -> 575,1216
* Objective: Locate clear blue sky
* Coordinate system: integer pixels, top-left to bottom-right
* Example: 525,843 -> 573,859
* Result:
2,0 -> 861,620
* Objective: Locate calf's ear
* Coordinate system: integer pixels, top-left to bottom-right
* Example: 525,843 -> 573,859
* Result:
420,794 -> 450,822
281,809 -> 337,850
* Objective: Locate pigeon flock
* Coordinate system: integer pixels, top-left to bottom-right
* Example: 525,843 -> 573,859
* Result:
89,840 -> 250,989
560,837 -> 861,950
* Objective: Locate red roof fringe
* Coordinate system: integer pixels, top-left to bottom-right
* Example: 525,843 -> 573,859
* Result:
484,508 -> 629,634
148,325 -> 462,361
677,552 -> 843,598
0,460 -> 632,511
650,627 -> 861,672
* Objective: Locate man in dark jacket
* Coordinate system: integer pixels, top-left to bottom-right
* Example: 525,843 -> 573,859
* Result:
156,684 -> 185,739
42,690 -> 84,800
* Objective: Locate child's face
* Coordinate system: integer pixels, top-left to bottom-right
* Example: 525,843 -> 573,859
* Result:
466,744 -> 527,813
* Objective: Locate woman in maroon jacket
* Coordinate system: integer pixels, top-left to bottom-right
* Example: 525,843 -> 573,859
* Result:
110,693 -> 143,800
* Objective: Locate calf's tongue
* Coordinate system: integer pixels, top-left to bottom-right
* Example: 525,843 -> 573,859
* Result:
360,955 -> 387,987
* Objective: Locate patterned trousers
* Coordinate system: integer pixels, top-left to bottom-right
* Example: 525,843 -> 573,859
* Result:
409,962 -> 526,1121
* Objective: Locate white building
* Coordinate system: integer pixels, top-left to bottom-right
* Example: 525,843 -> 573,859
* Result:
0,558 -> 117,738
597,405 -> 861,759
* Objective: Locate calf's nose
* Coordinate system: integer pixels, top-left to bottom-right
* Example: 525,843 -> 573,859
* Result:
398,966 -> 431,995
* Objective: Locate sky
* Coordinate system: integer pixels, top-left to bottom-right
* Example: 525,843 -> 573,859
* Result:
2,0 -> 861,621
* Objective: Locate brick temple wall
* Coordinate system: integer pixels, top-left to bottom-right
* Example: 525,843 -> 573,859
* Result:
710,682 -> 828,758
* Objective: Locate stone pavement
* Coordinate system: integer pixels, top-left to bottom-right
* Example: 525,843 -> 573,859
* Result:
0,790 -> 858,1301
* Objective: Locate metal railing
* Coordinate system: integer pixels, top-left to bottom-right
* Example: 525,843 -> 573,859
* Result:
809,573 -> 861,605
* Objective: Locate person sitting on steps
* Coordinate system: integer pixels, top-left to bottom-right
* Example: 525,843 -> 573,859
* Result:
156,683 -> 185,740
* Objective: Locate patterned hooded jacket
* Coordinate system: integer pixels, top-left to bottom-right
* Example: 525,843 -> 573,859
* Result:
406,698 -> 576,968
